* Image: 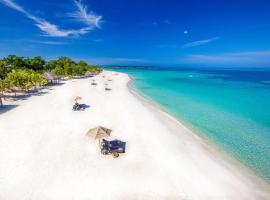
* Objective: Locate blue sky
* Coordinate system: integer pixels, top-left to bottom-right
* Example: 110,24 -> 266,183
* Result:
0,0 -> 270,67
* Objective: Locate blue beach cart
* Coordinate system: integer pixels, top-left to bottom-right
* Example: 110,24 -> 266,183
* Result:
100,139 -> 126,158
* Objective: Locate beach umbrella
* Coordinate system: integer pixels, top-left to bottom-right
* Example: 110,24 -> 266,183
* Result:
74,96 -> 82,102
86,126 -> 112,143
91,79 -> 97,85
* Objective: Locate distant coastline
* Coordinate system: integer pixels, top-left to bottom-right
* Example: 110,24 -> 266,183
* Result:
103,65 -> 160,70
103,65 -> 270,72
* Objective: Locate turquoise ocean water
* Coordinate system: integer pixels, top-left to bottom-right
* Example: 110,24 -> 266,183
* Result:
111,68 -> 270,181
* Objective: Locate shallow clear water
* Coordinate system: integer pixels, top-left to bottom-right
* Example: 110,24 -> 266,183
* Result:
111,67 -> 270,181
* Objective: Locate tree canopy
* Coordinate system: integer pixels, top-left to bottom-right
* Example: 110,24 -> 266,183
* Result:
0,55 -> 102,106
0,55 -> 102,79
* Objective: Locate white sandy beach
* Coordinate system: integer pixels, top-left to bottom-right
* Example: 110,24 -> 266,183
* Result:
0,71 -> 269,200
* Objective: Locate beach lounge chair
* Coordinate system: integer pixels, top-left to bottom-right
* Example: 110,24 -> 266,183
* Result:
100,139 -> 126,158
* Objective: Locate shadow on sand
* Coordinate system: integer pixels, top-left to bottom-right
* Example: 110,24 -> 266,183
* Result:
0,105 -> 19,115
1,81 -> 68,114
0,91 -> 48,115
3,90 -> 49,101
81,104 -> 90,109
45,82 -> 65,87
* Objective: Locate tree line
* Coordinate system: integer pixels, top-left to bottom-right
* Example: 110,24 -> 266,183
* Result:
0,55 -> 102,106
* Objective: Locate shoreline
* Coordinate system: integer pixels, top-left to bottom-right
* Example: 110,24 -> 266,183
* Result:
0,70 -> 269,199
126,73 -> 270,186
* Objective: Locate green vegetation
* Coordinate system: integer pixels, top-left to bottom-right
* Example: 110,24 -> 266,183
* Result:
0,55 -> 102,107
49,57 -> 101,77
5,69 -> 47,95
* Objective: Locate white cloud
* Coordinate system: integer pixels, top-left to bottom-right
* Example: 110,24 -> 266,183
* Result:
0,0 -> 101,37
184,50 -> 270,65
182,37 -> 219,48
0,0 -> 24,12
92,39 -> 103,42
32,40 -> 67,45
35,20 -> 91,37
70,0 -> 102,28
0,38 -> 67,45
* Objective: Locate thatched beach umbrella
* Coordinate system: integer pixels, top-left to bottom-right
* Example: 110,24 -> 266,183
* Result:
86,126 -> 112,146
74,96 -> 82,102
86,126 -> 112,140
85,71 -> 94,77
44,71 -> 60,84
91,79 -> 97,85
